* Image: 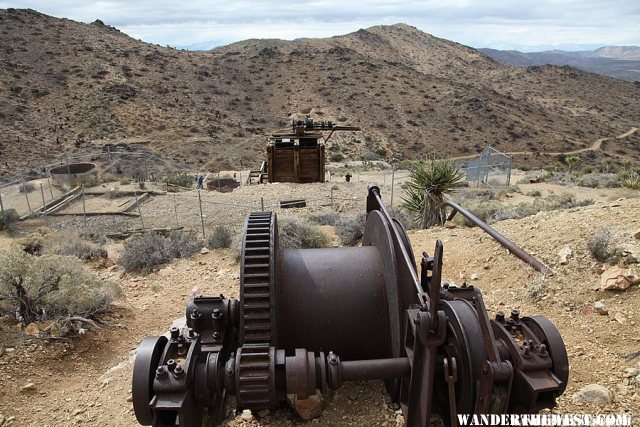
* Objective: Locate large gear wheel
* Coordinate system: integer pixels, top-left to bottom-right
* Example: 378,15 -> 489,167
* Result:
239,212 -> 277,344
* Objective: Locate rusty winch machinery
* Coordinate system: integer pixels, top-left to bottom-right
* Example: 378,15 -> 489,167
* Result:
132,186 -> 568,426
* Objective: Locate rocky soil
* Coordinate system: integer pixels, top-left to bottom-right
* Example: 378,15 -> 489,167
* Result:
0,177 -> 639,426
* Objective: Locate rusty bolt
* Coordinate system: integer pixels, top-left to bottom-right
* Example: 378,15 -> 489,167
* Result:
522,344 -> 530,358
174,364 -> 185,378
167,359 -> 177,372
328,352 -> 339,365
510,309 -> 520,321
213,309 -> 223,319
539,344 -> 548,357
156,366 -> 167,379
188,328 -> 196,338
495,312 -> 505,322
170,327 -> 180,340
191,308 -> 201,320
213,331 -> 221,340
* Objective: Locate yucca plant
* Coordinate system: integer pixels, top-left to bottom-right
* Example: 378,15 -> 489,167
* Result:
401,159 -> 465,228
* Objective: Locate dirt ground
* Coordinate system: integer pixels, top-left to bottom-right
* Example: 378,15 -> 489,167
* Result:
0,176 -> 639,426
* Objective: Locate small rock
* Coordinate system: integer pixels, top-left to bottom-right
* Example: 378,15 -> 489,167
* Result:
240,409 -> 254,422
72,408 -> 85,416
444,221 -> 456,229
572,384 -> 614,405
200,247 -> 210,254
291,392 -> 324,420
21,382 -> 37,392
126,395 -> 133,402
0,347 -> 4,358
558,246 -> 572,265
593,301 -> 608,315
483,263 -> 490,270
633,229 -> 640,240
24,322 -> 40,337
470,273 -> 479,280
598,266 -> 640,291
610,311 -> 626,324
623,367 -> 639,377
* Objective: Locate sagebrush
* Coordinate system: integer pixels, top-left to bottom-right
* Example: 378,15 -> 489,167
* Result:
335,212 -> 367,246
118,231 -> 202,272
208,225 -> 234,249
0,248 -> 121,327
278,217 -> 330,249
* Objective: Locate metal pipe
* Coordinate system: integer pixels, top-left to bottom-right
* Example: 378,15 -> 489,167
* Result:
442,200 -> 553,276
341,357 -> 411,382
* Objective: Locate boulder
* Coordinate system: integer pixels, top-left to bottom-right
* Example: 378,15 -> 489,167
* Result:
289,392 -> 324,420
572,384 -> 614,405
598,266 -> 639,291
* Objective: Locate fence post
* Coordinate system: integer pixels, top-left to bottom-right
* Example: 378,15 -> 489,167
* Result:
107,145 -> 112,161
198,189 -> 206,239
0,192 -> 5,226
47,177 -> 54,199
390,168 -> 395,208
173,194 -> 179,228
134,190 -> 145,230
261,197 -> 264,212
40,183 -> 48,225
144,154 -> 149,182
21,176 -> 33,216
330,188 -> 334,207
65,152 -> 71,175
81,185 -> 88,228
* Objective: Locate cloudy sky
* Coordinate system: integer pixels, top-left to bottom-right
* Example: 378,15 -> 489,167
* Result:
2,0 -> 638,51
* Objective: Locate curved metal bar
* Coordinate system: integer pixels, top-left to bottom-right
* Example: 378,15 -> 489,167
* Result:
442,200 -> 553,276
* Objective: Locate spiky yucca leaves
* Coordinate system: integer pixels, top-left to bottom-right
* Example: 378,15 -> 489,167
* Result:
401,159 -> 465,228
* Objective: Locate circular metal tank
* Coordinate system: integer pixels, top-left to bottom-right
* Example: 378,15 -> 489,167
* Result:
49,162 -> 98,188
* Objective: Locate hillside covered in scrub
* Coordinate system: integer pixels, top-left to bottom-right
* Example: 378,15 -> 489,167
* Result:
1,8 -> 639,178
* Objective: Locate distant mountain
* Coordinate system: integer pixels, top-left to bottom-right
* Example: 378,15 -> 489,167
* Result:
480,47 -> 640,81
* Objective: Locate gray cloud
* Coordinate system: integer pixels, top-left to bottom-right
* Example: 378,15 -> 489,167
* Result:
1,0 -> 638,50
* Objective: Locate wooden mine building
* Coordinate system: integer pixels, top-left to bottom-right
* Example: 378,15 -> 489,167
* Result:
265,116 -> 359,183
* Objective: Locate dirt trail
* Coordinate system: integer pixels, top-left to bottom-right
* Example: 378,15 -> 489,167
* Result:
452,127 -> 638,161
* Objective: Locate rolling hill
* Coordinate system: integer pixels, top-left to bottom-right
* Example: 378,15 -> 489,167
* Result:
1,8 -> 639,178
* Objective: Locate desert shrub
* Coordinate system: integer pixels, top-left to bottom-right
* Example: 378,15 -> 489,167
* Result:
118,231 -> 201,272
619,166 -> 640,190
528,273 -> 548,300
48,233 -> 107,260
335,212 -> 367,246
526,190 -> 542,197
401,159 -> 465,228
0,208 -> 19,229
166,170 -> 193,188
18,182 -> 35,193
308,211 -> 340,226
0,248 -> 121,327
586,228 -> 615,262
208,225 -> 234,249
18,229 -> 106,260
104,187 -> 125,199
576,173 -> 620,188
278,217 -> 330,249
388,207 -> 414,230
330,153 -> 345,162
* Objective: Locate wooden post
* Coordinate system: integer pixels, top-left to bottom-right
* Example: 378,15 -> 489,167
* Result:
173,194 -> 179,228
134,190 -> 145,230
107,145 -> 112,161
390,168 -> 395,208
21,176 -> 32,215
330,188 -> 334,207
261,197 -> 264,212
40,183 -> 48,225
81,185 -> 87,228
198,189 -> 205,239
